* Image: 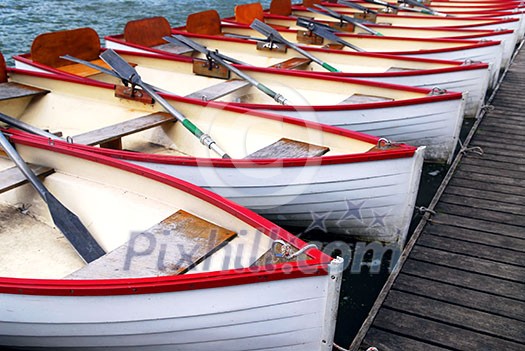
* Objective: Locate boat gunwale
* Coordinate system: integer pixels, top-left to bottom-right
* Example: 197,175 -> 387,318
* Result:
10,56 -> 465,112
0,130 -> 333,296
6,67 -> 419,167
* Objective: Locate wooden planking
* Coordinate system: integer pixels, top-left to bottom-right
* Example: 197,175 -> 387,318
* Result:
0,165 -> 53,194
72,112 -> 174,146
186,10 -> 222,36
185,79 -> 250,101
393,274 -> 525,322
357,44 -> 525,351
68,210 -> 237,279
245,138 -> 329,159
372,308 -> 524,351
383,290 -> 525,343
0,82 -> 48,101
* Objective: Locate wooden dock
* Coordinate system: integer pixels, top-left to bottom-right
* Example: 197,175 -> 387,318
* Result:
349,46 -> 525,351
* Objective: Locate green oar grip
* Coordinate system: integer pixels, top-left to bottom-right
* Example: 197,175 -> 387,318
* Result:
182,119 -> 203,138
321,62 -> 341,73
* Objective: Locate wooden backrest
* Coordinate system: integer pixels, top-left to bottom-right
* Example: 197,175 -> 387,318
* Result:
124,17 -> 172,47
235,3 -> 264,25
0,53 -> 6,83
30,27 -> 100,68
303,0 -> 322,7
269,0 -> 292,16
186,10 -> 222,35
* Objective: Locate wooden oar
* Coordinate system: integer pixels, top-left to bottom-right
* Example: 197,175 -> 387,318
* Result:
99,49 -> 231,159
296,18 -> 366,50
250,19 -> 341,72
309,4 -> 383,37
164,35 -> 290,105
399,0 -> 451,17
0,130 -> 105,263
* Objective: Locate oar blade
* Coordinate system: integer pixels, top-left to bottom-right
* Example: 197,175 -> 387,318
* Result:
46,192 -> 105,263
100,49 -> 140,84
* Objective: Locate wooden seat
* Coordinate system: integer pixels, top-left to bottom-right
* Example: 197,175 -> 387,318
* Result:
185,79 -> 250,101
0,164 -> 53,195
31,27 -> 101,68
186,10 -> 222,35
151,42 -> 194,55
303,0 -> 322,7
245,138 -> 330,159
235,3 -> 264,25
339,94 -> 394,105
270,57 -> 312,70
124,17 -> 172,47
269,0 -> 292,16
72,112 -> 175,149
67,210 -> 237,278
0,82 -> 48,101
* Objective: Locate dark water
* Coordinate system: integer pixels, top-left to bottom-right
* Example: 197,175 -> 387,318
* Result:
0,1 -> 451,349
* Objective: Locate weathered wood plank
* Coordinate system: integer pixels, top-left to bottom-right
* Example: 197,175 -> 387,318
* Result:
0,165 -> 53,194
478,124 -> 525,138
458,163 -> 525,180
73,112 -> 174,146
185,79 -> 250,101
418,233 -> 525,266
372,308 -> 525,351
0,82 -> 48,101
451,175 -> 525,196
363,327 -> 448,351
402,259 -> 525,300
424,223 -> 525,252
68,210 -> 237,278
393,274 -> 525,322
429,212 -> 525,239
383,290 -> 525,343
340,93 -> 394,105
245,138 -> 330,159
453,169 -> 525,188
440,193 -> 525,217
445,184 -> 525,206
436,202 -> 525,228
410,246 -> 525,282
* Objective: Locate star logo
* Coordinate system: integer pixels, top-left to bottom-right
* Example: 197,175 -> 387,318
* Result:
304,211 -> 331,233
369,209 -> 389,228
337,199 -> 365,226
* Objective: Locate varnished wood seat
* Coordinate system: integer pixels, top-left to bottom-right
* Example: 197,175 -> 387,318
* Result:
0,82 -> 48,101
67,210 -> 237,278
0,164 -> 53,195
185,79 -> 250,101
72,112 -> 175,149
270,57 -> 312,70
245,138 -> 330,159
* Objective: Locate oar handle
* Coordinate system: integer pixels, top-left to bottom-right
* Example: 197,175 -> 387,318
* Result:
0,112 -> 61,140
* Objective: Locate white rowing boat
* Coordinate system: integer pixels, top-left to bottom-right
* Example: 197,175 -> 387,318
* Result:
2,53 -> 425,243
12,28 -> 464,163
0,127 -> 344,350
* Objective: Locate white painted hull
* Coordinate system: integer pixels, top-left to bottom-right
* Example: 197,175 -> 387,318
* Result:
130,147 -> 424,244
0,271 -> 342,351
260,97 -> 465,165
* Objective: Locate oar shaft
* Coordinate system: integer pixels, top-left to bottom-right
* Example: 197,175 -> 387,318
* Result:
0,113 -> 61,140
0,132 -> 48,200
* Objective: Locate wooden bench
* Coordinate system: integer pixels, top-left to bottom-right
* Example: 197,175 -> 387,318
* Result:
72,112 -> 175,149
67,209 -> 237,278
339,93 -> 394,105
270,57 -> 312,70
185,79 -> 251,101
0,82 -> 48,101
152,43 -> 194,55
245,138 -> 330,159
0,164 -> 53,195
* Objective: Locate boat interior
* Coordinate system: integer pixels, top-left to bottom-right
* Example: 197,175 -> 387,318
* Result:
19,27 -> 432,108
0,145 -> 303,281
2,54 -> 379,163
